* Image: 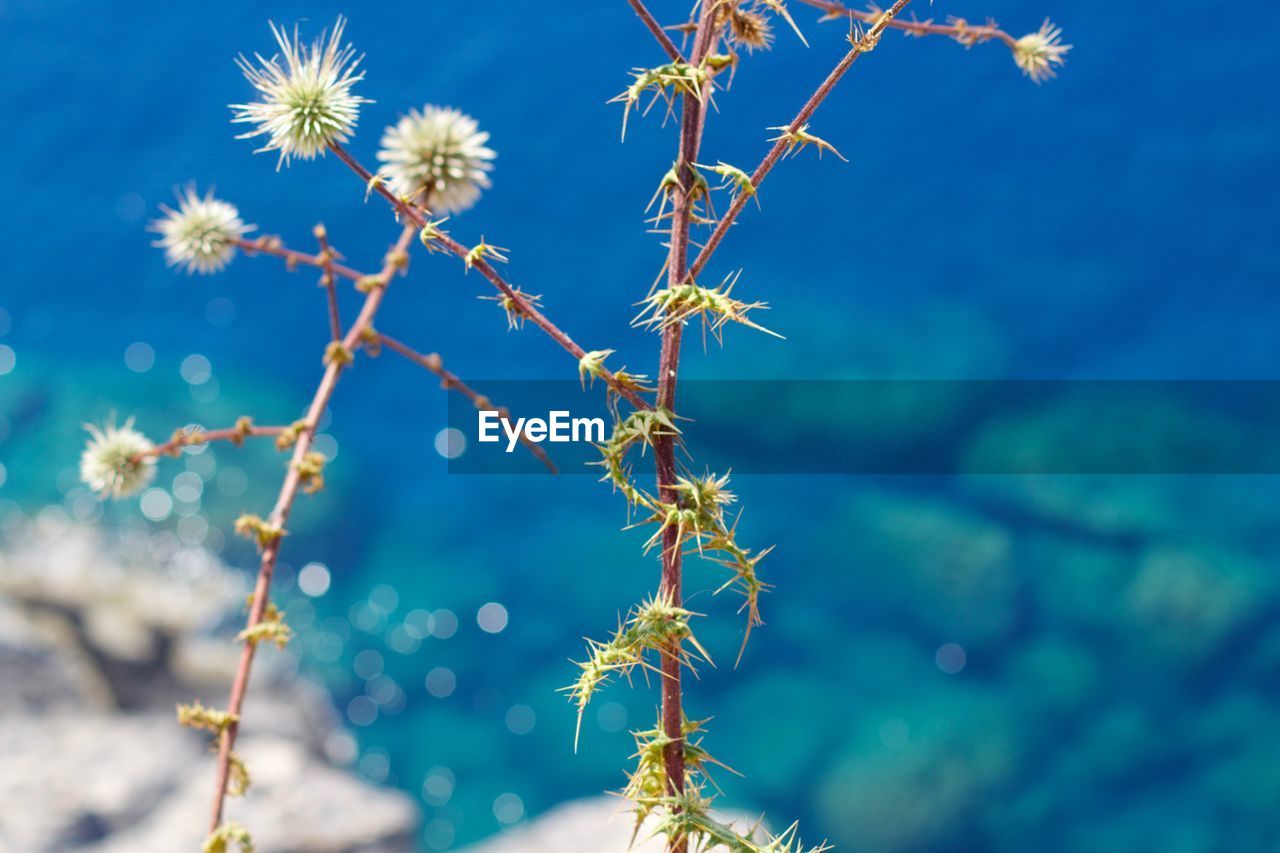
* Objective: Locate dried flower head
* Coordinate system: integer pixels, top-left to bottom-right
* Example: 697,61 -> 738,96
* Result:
727,5 -> 775,52
377,105 -> 496,214
80,418 -> 156,498
1012,19 -> 1071,83
150,186 -> 252,275
231,17 -> 368,166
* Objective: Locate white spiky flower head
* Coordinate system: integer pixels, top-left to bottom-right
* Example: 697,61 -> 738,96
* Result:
150,185 -> 253,275
377,105 -> 496,215
1012,19 -> 1071,83
80,418 -> 156,499
231,16 -> 369,167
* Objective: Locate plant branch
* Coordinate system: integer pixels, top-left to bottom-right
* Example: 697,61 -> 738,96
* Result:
687,0 -> 912,284
377,333 -> 559,473
207,222 -> 417,834
144,423 -> 287,458
796,0 -> 1015,47
325,141 -> 651,411
626,0 -> 687,63
234,235 -> 365,282
654,3 -> 718,845
313,224 -> 344,340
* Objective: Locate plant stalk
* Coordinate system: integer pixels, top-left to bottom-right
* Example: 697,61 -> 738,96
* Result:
207,223 -> 416,833
655,3 -> 717,848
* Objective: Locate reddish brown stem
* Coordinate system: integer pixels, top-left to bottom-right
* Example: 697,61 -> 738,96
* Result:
626,0 -> 687,62
325,141 -> 651,411
144,424 -> 287,458
235,235 -> 364,282
377,333 -> 559,473
207,223 -> 416,834
313,224 -> 344,340
687,0 -> 913,285
796,0 -> 1016,47
655,4 -> 718,846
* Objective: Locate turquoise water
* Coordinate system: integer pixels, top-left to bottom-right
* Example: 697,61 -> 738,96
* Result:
4,0 -> 1280,850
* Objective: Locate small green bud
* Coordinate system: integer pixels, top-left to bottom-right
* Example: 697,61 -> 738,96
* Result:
237,599 -> 293,649
276,419 -> 308,451
324,341 -> 353,366
417,219 -> 450,252
578,349 -> 614,387
295,451 -> 327,494
233,513 -> 285,549
176,701 -> 238,735
227,752 -> 251,797
768,122 -> 847,162
204,822 -> 254,853
464,238 -> 509,271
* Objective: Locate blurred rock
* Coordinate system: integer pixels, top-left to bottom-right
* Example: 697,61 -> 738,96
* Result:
838,491 -> 1019,651
0,519 -> 418,853
458,797 -> 764,853
1003,635 -> 1102,722
1021,533 -> 1133,636
1124,544 -> 1270,665
815,689 -> 1022,853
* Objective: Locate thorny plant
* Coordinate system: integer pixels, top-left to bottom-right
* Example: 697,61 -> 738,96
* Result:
80,3 -> 1068,851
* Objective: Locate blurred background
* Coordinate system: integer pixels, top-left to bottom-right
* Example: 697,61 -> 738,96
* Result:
3,0 -> 1280,851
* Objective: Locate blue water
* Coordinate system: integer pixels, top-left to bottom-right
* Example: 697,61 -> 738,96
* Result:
4,0 -> 1280,850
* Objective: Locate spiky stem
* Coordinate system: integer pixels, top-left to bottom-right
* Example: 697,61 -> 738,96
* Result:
796,0 -> 1017,47
654,3 -> 719,848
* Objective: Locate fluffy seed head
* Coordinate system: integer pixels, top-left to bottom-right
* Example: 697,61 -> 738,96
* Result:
377,105 -> 496,215
1012,19 -> 1071,83
231,16 -> 368,166
80,418 -> 156,498
150,186 -> 252,274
